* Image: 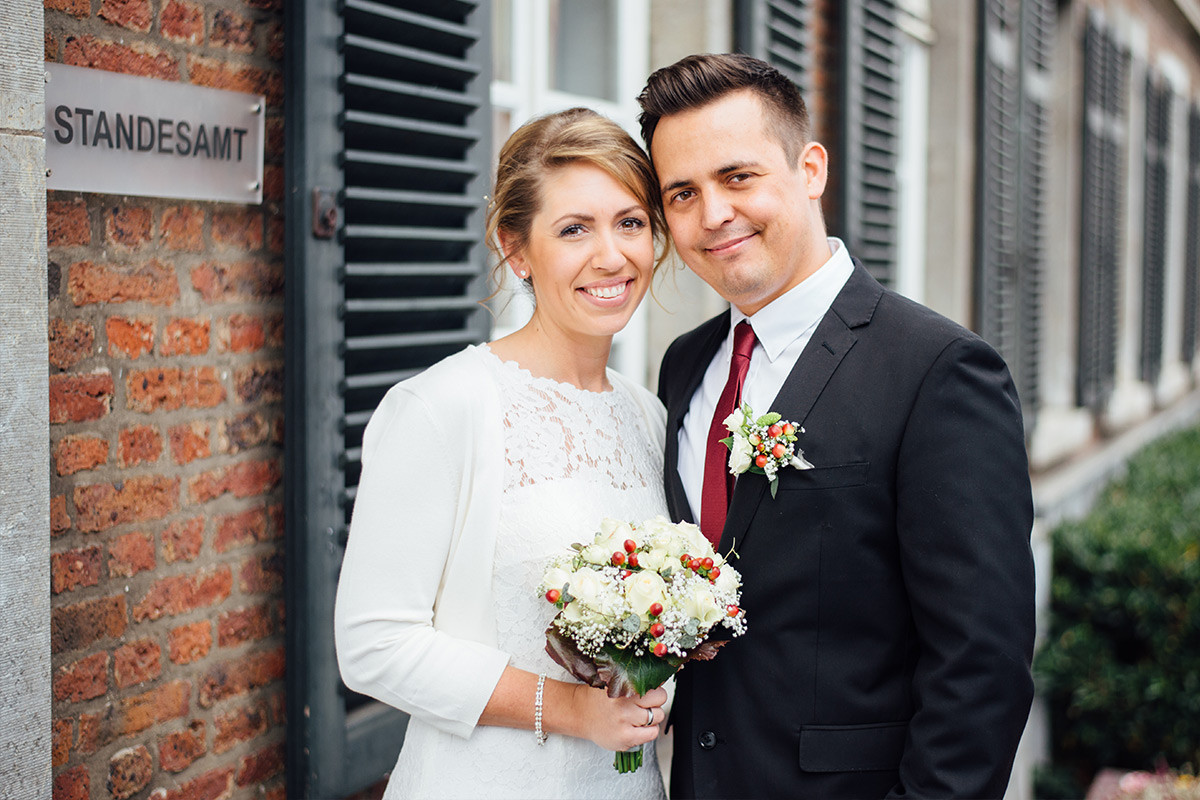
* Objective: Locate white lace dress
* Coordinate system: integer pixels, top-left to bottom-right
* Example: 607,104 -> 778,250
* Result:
383,345 -> 669,800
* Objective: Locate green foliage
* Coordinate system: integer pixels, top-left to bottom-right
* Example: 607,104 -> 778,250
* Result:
1034,426 -> 1200,797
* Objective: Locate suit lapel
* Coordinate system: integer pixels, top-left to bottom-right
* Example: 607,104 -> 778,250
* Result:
664,313 -> 730,524
718,261 -> 883,554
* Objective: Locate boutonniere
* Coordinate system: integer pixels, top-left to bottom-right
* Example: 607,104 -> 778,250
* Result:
719,403 -> 813,498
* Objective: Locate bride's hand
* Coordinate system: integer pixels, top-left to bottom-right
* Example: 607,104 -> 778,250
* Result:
566,684 -> 668,751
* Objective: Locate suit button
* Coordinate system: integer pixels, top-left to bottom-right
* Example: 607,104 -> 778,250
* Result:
698,731 -> 717,750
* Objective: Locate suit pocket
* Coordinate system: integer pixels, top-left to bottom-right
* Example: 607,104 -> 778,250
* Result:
775,461 -> 869,491
798,720 -> 907,772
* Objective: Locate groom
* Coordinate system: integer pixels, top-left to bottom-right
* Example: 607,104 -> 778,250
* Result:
640,54 -> 1036,799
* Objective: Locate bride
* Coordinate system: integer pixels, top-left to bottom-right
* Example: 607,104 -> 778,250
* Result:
334,107 -> 671,799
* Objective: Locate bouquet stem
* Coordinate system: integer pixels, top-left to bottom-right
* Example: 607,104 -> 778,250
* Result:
614,745 -> 644,773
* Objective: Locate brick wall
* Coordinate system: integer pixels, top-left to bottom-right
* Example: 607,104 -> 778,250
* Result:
45,2 -> 286,798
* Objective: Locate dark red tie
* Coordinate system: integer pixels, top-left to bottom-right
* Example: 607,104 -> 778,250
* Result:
700,321 -> 757,545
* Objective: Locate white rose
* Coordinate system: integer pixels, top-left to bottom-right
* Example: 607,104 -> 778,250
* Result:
722,407 -> 746,433
682,584 -> 726,628
624,570 -> 667,617
790,450 -> 814,470
712,567 -> 740,595
541,566 -> 572,594
580,544 -> 610,565
728,433 -> 753,475
682,524 -> 715,561
637,547 -> 667,572
595,518 -> 636,552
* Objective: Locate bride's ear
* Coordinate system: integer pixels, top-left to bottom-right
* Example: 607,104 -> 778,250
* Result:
498,230 -> 528,280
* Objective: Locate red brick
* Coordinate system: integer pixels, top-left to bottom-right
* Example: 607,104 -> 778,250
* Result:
234,361 -> 283,404
245,0 -> 282,9
49,370 -> 114,423
126,367 -> 181,412
53,652 -> 108,702
169,421 -> 211,465
212,209 -> 264,250
106,316 -> 156,359
239,552 -> 283,594
211,9 -> 255,53
51,494 -> 72,536
108,744 -> 153,799
266,212 -> 284,254
74,475 -> 179,533
158,720 -> 206,772
236,740 -> 285,786
267,504 -> 284,540
53,718 -> 73,767
78,680 -> 190,753
54,434 -> 109,476
214,507 -> 267,554
99,0 -> 153,32
51,595 -> 127,654
46,0 -> 90,17
104,206 -> 153,248
189,458 -> 281,503
133,565 -> 233,622
118,425 -> 163,467
187,55 -> 283,106
217,412 -> 270,453
266,689 -> 285,726
168,621 -> 212,665
198,646 -> 285,707
48,318 -> 96,370
148,767 -> 234,800
217,313 -> 264,353
108,531 -> 156,578
261,164 -> 284,204
265,118 -> 283,159
53,766 -> 90,800
114,639 -> 162,688
69,259 -> 179,306
48,199 -> 90,247
62,35 -> 179,81
265,20 -> 284,62
213,700 -> 267,753
191,259 -> 282,302
51,544 -> 103,594
264,786 -> 286,800
217,604 -> 271,647
161,317 -> 210,356
162,517 -> 204,563
161,204 -> 204,251
183,366 -> 227,408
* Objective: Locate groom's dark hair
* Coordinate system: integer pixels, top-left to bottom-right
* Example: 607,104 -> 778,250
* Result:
636,53 -> 811,165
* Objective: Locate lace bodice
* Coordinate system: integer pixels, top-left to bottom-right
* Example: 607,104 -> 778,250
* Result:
383,346 -> 669,800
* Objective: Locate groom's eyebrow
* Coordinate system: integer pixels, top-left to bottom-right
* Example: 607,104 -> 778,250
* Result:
660,162 -> 762,196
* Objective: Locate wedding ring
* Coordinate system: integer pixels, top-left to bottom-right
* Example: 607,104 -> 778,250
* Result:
644,708 -> 654,727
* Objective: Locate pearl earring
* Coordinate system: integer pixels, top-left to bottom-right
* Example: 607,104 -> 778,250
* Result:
518,270 -> 527,278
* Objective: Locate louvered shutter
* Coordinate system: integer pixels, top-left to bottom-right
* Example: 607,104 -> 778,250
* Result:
1184,105 -> 1200,363
840,0 -> 900,286
285,1 -> 492,796
1076,19 -> 1127,410
1140,73 -> 1171,386
975,0 -> 1052,424
734,0 -> 814,96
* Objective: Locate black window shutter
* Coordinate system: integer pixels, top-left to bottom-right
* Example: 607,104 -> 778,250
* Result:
734,0 -> 814,96
1184,104 -> 1200,364
1140,72 -> 1172,386
1076,19 -> 1128,411
285,0 -> 493,796
840,0 -> 900,287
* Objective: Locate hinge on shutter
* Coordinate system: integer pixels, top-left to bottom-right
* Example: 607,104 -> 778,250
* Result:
312,188 -> 339,239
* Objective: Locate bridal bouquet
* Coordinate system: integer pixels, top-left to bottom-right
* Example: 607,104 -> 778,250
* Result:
538,516 -> 747,773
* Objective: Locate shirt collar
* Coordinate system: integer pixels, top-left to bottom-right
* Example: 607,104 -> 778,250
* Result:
730,237 -> 854,363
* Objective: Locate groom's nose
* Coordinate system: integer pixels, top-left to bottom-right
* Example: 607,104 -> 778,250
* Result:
700,191 -> 735,230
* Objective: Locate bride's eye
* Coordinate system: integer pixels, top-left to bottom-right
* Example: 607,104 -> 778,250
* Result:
618,217 -> 647,232
558,223 -> 585,237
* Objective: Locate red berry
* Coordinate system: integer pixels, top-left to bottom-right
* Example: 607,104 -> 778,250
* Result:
621,569 -> 633,579
648,602 -> 663,617
650,622 -> 665,638
701,557 -> 714,570
545,588 -> 561,603
757,443 -> 767,452
624,539 -> 637,553
748,434 -> 761,446
771,442 -> 787,459
768,424 -> 783,438
726,604 -> 739,617
689,558 -> 701,571
680,553 -> 691,566
755,454 -> 769,468
611,552 -> 626,566
709,567 -> 721,581
782,423 -> 795,436
653,642 -> 668,657
629,553 -> 640,568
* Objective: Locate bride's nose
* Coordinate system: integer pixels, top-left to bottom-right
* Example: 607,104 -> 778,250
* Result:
592,232 -> 626,271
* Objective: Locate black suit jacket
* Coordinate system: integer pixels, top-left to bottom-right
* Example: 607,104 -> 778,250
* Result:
659,262 -> 1035,799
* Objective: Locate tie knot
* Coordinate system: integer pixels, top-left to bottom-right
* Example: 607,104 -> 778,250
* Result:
732,321 -> 757,361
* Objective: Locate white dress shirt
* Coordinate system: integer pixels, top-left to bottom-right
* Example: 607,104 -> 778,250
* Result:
678,238 -> 854,525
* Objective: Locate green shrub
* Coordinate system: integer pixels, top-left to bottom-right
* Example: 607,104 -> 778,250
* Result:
1034,425 -> 1200,798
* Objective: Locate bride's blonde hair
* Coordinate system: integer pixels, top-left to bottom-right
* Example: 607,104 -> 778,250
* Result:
485,108 -> 668,291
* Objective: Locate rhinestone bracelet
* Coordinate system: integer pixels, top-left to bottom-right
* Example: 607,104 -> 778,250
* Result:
534,673 -> 548,745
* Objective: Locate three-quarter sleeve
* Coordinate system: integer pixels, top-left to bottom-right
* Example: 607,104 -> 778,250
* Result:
334,383 -> 511,739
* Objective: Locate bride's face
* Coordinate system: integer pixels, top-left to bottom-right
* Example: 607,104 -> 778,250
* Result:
505,162 -> 654,342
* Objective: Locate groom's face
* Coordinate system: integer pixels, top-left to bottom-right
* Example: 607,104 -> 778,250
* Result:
651,90 -> 828,316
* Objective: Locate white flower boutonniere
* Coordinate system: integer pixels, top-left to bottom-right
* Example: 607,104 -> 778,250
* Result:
719,403 -> 813,498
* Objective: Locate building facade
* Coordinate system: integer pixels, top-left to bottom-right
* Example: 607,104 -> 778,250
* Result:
2,0 -> 1199,797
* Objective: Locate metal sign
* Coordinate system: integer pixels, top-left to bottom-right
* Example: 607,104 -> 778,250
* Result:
44,63 -> 265,204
